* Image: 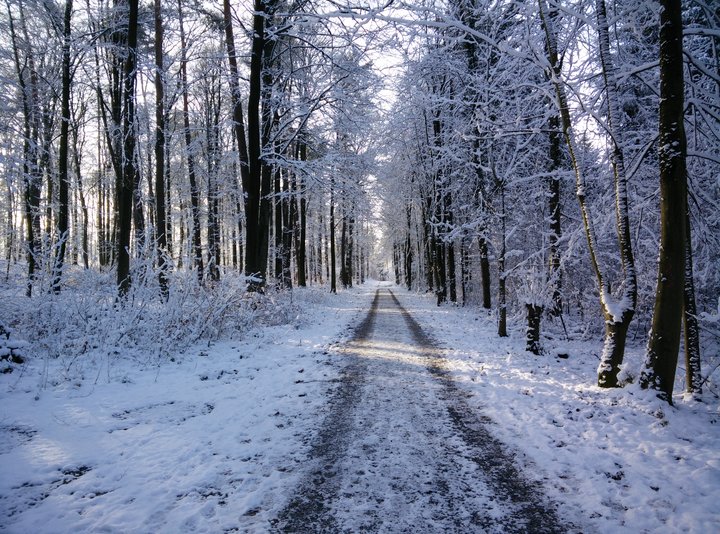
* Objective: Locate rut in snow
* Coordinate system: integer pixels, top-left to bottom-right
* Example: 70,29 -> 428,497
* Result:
274,288 -> 575,533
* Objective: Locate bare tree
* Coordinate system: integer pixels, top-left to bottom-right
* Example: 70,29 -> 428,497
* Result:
154,0 -> 168,296
640,0 -> 689,402
538,0 -> 637,387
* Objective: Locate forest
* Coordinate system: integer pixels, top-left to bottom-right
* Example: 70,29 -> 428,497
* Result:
1,0 -> 719,405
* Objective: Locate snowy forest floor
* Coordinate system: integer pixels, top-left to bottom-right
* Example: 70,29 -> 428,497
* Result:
1,281 -> 719,533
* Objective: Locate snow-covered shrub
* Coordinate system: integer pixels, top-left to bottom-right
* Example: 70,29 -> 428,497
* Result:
0,262 -> 301,384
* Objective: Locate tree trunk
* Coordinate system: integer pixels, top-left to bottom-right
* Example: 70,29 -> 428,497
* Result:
539,0 -> 637,386
346,216 -> 354,288
329,181 -> 336,294
422,199 -> 434,292
178,0 -> 203,284
282,167 -> 292,288
71,116 -> 89,270
683,210 -> 702,395
206,81 -> 221,283
599,313 -> 632,386
154,0 -> 168,296
405,205 -> 413,290
274,165 -> 283,283
479,236 -> 491,309
223,0 -> 250,278
525,303 -> 543,354
460,238 -> 469,306
497,180 -> 507,337
8,4 -> 41,296
52,0 -> 73,293
116,0 -> 140,296
243,0 -> 274,291
594,0 -> 638,387
294,139 -> 307,287
547,113 -> 563,314
640,0 -> 688,403
340,211 -> 348,288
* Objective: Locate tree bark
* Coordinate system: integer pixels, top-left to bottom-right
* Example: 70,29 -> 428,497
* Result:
640,0 -> 689,402
282,167 -> 293,288
497,178 -> 507,337
525,303 -> 543,355
683,210 -> 702,395
294,138 -> 307,286
405,204 -> 413,290
244,0 -> 271,291
329,180 -> 337,293
539,0 -> 637,386
8,2 -> 42,296
178,0 -> 203,283
595,0 -> 638,387
51,0 -> 73,293
547,114 -> 563,314
445,191 -> 456,303
274,163 -> 283,283
116,0 -> 139,296
154,0 -> 168,296
479,236 -> 491,309
223,0 -> 250,278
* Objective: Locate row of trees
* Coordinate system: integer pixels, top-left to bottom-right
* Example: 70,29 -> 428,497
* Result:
1,0 -> 718,402
1,0 -> 378,300
380,0 -> 718,403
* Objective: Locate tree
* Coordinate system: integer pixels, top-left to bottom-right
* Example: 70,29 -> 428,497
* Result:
7,0 -> 43,296
154,0 -> 168,296
115,0 -> 139,296
640,0 -> 689,402
50,0 -> 73,293
538,0 -> 637,387
178,0 -> 203,284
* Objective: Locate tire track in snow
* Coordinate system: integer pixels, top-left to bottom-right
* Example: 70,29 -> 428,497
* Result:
274,290 -> 380,532
274,288 -> 574,533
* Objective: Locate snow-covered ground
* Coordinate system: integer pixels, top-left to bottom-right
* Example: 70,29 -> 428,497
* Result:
0,284 -> 372,533
400,285 -> 720,533
1,280 -> 718,533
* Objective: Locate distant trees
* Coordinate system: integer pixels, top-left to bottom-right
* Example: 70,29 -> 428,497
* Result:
0,0 -> 378,297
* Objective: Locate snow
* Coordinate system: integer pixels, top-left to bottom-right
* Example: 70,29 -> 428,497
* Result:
2,281 -> 719,533
401,286 -> 720,533
0,285 -> 370,533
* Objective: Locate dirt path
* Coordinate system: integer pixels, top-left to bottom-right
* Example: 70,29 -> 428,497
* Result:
274,289 -> 575,533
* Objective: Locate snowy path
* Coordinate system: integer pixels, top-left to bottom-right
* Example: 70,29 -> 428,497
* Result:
275,289 -> 573,533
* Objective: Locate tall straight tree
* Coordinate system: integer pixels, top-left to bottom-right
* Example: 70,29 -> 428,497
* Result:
154,0 -> 168,296
245,0 -> 270,290
224,0 -> 278,291
178,0 -> 203,283
116,0 -> 139,295
640,0 -> 689,402
8,1 -> 42,297
294,136 -> 307,286
51,0 -> 73,293
223,0 -> 251,278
